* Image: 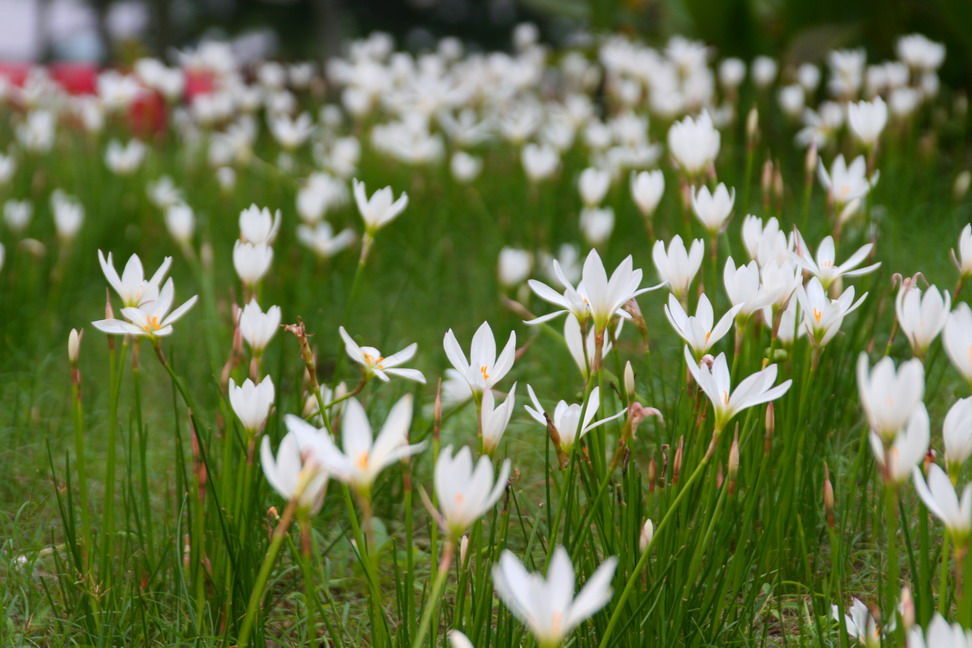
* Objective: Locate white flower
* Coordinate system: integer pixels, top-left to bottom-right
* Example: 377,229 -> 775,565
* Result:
667,111 -> 720,175
297,222 -> 356,259
239,204 -> 281,245
286,395 -> 424,492
352,178 -> 409,234
793,234 -> 879,289
260,432 -> 327,514
498,247 -> 533,289
896,34 -> 946,71
492,546 -> 617,647
684,348 -> 791,433
724,257 -> 772,317
665,294 -> 741,357
148,176 -> 182,209
526,258 -> 590,326
751,56 -> 778,88
443,322 -> 516,395
944,397 -> 972,473
92,277 -> 198,338
339,326 -> 425,384
522,143 -> 560,182
718,58 -> 746,90
269,112 -> 314,149
913,463 -> 972,540
524,385 -> 624,452
98,250 -> 172,308
50,190 -> 84,240
105,139 -> 146,175
869,405 -> 929,484
434,446 -> 511,538
165,203 -> 195,246
895,284 -> 951,353
630,170 -> 665,217
239,299 -> 281,352
580,249 -> 658,331
653,235 -> 703,300
297,172 -> 349,223
578,167 -> 611,206
857,354 -> 925,442
229,376 -> 275,433
448,630 -> 474,648
778,85 -> 805,118
953,224 -> 972,278
908,614 -> 972,648
564,317 -> 618,380
233,240 -> 273,287
579,207 -> 615,247
481,384 -> 517,454
691,183 -> 735,234
818,155 -> 877,208
0,152 -> 17,185
796,277 -> 867,347
450,151 -> 482,183
3,199 -> 32,233
847,97 -> 888,148
944,303 -> 972,383
759,259 -> 802,309
832,598 -> 880,647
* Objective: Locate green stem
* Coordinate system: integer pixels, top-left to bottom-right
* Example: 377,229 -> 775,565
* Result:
237,502 -> 297,647
412,540 -> 455,648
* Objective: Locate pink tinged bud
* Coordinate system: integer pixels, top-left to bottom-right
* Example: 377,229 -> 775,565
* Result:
624,361 -> 635,398
68,328 -> 82,364
639,519 -> 654,552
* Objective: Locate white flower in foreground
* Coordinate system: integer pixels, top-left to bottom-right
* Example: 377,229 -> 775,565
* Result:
498,247 -> 533,289
857,354 -> 925,442
239,204 -> 281,245
691,183 -> 735,234
913,463 -> 971,540
796,277 -> 866,347
908,614 -> 972,648
233,240 -> 273,287
581,249 -> 659,331
847,97 -> 888,148
524,385 -> 624,452
297,222 -> 356,259
260,432 -> 327,514
448,630 -> 474,648
435,446 -> 511,539
724,258 -> 772,317
481,384 -> 517,454
944,303 -> 972,383
869,405 -> 930,484
818,155 -> 877,208
92,277 -> 198,338
944,397 -> 972,474
667,111 -> 720,175
98,251 -> 172,308
352,178 -> 408,234
684,348 -> 791,433
895,284 -> 950,354
630,170 -> 664,218
239,299 -> 281,352
286,395 -> 424,492
665,294 -> 741,357
578,167 -> 610,207
339,326 -> 425,384
793,234 -> 879,289
832,598 -> 879,648
653,235 -> 703,300
492,546 -> 617,648
953,224 -> 972,278
443,321 -> 516,395
229,376 -> 275,433
526,260 -> 590,325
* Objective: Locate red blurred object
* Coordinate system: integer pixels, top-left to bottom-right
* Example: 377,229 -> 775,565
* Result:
0,61 -> 31,86
184,68 -> 215,100
129,90 -> 167,136
50,62 -> 98,95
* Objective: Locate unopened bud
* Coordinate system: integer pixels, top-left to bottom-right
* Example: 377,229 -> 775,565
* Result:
201,241 -> 213,270
639,519 -> 654,552
728,430 -> 740,478
805,140 -> 818,177
898,586 -> 914,631
761,159 -> 773,196
954,170 -> 971,201
773,168 -> 784,202
824,463 -> 835,528
624,361 -> 635,398
459,535 -> 469,566
672,437 -> 684,486
68,328 -> 82,365
648,456 -> 657,493
764,402 -> 775,454
746,106 -> 759,143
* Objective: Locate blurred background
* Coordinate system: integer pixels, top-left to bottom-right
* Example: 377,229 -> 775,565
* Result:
0,0 -> 970,88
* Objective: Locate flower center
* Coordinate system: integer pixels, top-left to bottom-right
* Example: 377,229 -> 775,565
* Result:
480,365 -> 490,381
812,308 -> 822,323
363,352 -> 385,369
722,391 -> 730,406
704,331 -> 712,345
355,451 -> 369,471
143,315 -> 162,331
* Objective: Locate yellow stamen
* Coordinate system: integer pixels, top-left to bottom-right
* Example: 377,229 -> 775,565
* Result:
144,315 -> 161,331
480,365 -> 490,380
813,308 -> 822,323
722,391 -> 730,405
704,331 -> 712,344
356,451 -> 369,470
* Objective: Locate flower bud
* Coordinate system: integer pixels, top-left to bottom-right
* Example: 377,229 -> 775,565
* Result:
764,402 -> 775,454
648,456 -> 657,493
898,586 -> 914,631
459,534 -> 469,566
624,361 -> 635,398
954,170 -> 971,201
746,106 -> 759,144
639,519 -> 654,552
824,463 -> 835,528
805,140 -> 818,178
68,328 -> 82,365
728,431 -> 740,478
672,437 -> 684,486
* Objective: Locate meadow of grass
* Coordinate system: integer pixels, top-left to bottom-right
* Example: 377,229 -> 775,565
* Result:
0,28 -> 971,648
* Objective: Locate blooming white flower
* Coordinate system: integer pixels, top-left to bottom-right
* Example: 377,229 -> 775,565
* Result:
434,445 -> 511,538
665,294 -> 741,357
818,155 -> 877,208
796,277 -> 867,347
751,56 -> 778,88
0,152 -> 17,185
260,432 -> 328,514
286,395 -> 424,492
239,299 -> 281,352
684,348 -> 791,432
907,614 -> 972,648
269,112 -> 314,150
691,183 -> 735,234
105,139 -> 147,175
92,277 -> 198,338
524,385 -> 624,452
339,326 -> 425,384
498,247 -> 532,289
581,249 -> 658,331
912,463 -> 971,540
895,284 -> 951,354
352,179 -> 409,234
953,224 -> 972,278
443,321 -> 516,396
630,170 -> 665,218
653,235 -> 703,300
450,151 -> 482,183
448,630 -> 474,648
667,111 -> 720,175
229,376 -> 275,433
165,203 -> 195,247
3,199 -> 32,233
233,240 -> 273,287
944,397 -> 972,474
944,303 -> 972,384
148,176 -> 183,209
723,257 -> 772,317
579,207 -> 615,247
793,234 -> 879,289
578,167 -> 611,206
869,405 -> 929,484
896,34 -> 946,72
297,172 -> 348,223
847,97 -> 888,148
492,546 -> 617,647
481,384 -> 517,454
857,354 -> 925,441
50,190 -> 84,240
297,222 -> 357,259
522,143 -> 560,182
832,598 -> 879,648
239,204 -> 281,245
98,250 -> 172,308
